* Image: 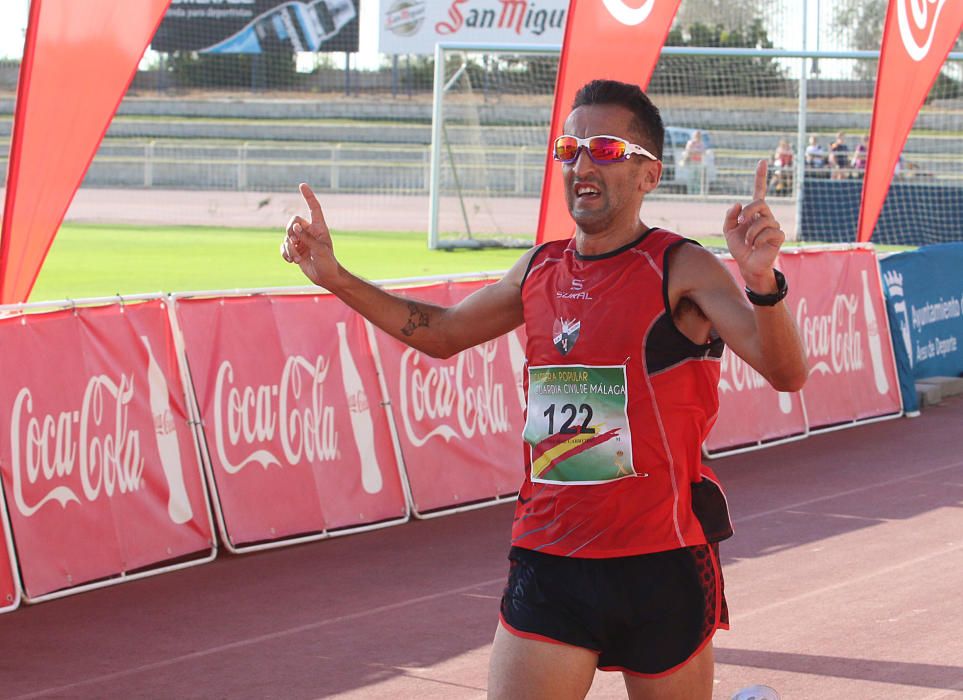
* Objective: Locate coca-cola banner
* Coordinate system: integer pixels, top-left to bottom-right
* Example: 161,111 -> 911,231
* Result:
785,247 -> 902,428
174,294 -> 408,548
371,281 -> 527,514
0,503 -> 19,612
705,257 -> 808,455
0,300 -> 214,599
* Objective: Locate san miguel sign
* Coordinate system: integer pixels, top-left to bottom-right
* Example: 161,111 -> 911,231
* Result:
379,0 -> 568,54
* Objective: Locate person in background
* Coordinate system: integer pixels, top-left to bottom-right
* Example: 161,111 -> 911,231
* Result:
769,138 -> 794,196
804,136 -> 829,178
681,129 -> 707,194
829,131 -> 850,180
281,79 -> 808,700
851,134 -> 869,176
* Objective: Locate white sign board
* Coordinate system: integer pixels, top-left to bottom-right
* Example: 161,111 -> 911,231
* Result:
379,0 -> 568,55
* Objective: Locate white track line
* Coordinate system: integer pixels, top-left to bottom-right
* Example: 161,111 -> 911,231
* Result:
734,541 -> 963,621
10,576 -> 506,700
732,459 -> 963,524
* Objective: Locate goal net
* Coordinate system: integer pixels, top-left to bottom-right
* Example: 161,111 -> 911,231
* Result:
428,43 -> 963,248
428,44 -> 557,249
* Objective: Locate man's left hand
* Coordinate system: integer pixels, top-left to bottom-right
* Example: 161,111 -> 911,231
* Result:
723,159 -> 785,293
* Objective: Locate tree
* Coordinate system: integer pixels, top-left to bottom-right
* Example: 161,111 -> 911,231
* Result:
833,0 -> 887,79
167,51 -> 299,90
834,0 -> 961,98
675,0 -> 767,31
650,19 -> 789,97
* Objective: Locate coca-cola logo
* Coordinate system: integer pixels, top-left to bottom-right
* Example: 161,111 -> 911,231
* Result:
398,340 -> 509,447
718,348 -> 795,415
718,348 -> 769,394
213,356 -> 339,474
897,0 -> 948,62
10,375 -> 145,517
603,0 -> 655,26
795,295 -> 864,377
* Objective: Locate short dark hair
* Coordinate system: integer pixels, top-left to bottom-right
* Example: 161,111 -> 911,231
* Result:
571,80 -> 664,160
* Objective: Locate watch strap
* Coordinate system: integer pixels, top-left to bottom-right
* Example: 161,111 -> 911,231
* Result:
745,269 -> 788,307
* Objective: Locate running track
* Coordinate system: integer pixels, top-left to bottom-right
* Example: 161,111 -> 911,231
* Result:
2,397 -> 961,699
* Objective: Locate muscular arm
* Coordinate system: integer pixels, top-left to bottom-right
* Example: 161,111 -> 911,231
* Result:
321,251 -> 531,359
668,243 -> 808,391
281,183 -> 531,359
667,160 -> 808,392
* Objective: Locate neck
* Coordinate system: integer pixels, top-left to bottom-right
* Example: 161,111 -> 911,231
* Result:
575,219 -> 648,256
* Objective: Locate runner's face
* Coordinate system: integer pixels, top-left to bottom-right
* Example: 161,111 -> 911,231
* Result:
561,104 -> 660,235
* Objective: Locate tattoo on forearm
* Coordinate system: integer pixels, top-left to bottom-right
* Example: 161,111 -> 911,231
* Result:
401,302 -> 430,336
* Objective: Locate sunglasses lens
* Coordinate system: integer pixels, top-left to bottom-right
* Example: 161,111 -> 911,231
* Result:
554,136 -> 579,162
588,137 -> 626,161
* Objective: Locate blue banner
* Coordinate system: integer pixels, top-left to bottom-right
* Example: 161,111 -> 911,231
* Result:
800,180 -> 963,246
880,243 -> 963,413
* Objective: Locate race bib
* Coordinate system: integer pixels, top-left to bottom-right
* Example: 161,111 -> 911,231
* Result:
523,364 -> 634,485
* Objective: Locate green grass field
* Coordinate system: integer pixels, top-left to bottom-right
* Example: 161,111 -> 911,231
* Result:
27,223 -> 910,304
29,223 -> 526,302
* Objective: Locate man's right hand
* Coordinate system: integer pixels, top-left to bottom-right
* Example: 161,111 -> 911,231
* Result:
280,183 -> 340,288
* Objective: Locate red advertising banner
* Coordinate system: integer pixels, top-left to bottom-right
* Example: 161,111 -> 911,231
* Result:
785,248 -> 902,428
857,0 -> 963,242
370,280 -> 527,514
174,294 -> 408,548
536,0 -> 682,244
0,0 -> 173,303
705,257 -> 808,454
0,499 -> 19,613
0,299 -> 213,599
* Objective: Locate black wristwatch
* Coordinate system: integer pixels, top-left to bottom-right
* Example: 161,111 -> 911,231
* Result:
745,269 -> 788,307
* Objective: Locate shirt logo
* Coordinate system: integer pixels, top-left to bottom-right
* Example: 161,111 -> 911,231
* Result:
556,278 -> 593,301
553,318 -> 581,356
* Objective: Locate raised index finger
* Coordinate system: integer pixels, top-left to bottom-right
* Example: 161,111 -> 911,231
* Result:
299,182 -> 325,225
753,159 -> 768,201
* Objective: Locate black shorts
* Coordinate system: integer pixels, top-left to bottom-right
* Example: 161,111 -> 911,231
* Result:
499,544 -> 728,677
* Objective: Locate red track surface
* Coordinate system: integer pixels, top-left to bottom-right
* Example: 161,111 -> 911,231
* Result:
2,397 -> 962,699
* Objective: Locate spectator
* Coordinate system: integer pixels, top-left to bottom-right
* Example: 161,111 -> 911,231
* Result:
829,131 -> 850,180
851,135 -> 869,175
681,129 -> 707,194
804,136 -> 829,178
893,152 -> 922,180
769,138 -> 794,196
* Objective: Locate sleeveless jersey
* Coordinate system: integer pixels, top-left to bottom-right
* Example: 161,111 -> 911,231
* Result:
512,228 -> 731,558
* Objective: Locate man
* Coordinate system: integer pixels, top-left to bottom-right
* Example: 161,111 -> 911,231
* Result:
281,79 -> 808,699
804,135 -> 829,178
830,131 -> 850,180
681,129 -> 707,194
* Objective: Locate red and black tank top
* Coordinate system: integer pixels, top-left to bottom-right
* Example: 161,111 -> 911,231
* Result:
512,228 -> 730,558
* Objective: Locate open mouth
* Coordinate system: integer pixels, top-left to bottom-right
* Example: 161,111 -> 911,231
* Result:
574,183 -> 601,200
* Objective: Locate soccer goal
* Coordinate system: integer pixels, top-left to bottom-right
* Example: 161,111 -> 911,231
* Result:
428,42 -> 561,250
426,42 -> 963,249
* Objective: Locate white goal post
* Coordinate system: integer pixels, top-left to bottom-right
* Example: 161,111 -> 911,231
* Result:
428,41 -> 561,250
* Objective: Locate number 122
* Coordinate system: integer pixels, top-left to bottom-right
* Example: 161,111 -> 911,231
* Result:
543,403 -> 595,435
